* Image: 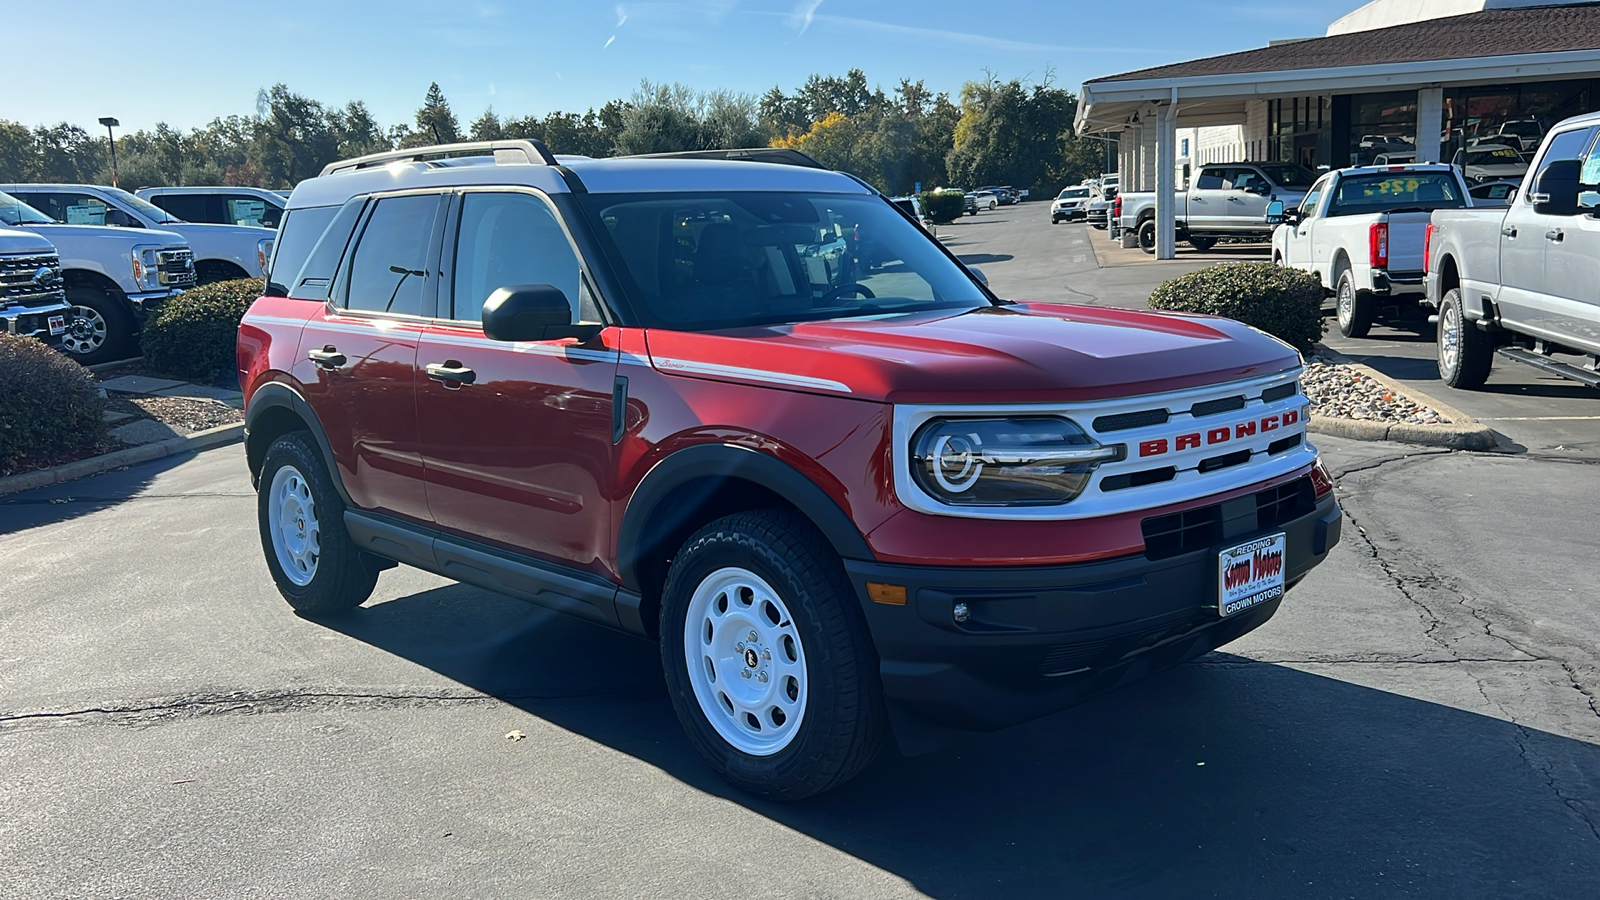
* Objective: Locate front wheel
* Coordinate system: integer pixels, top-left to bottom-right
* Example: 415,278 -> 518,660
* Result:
1437,288 -> 1494,389
1188,235 -> 1217,252
661,509 -> 885,800
60,288 -> 133,365
1335,268 -> 1374,338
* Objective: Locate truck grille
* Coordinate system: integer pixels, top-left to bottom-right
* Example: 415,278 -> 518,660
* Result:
0,252 -> 67,307
157,249 -> 196,288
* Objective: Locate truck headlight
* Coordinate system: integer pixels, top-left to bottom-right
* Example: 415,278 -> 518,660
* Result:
131,245 -> 161,289
910,417 -> 1122,506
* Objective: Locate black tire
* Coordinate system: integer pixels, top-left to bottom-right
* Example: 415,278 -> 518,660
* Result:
1437,288 -> 1494,390
1334,266 -> 1374,338
661,508 -> 885,800
1188,235 -> 1218,252
257,431 -> 379,617
1051,216 -> 1061,225
1138,219 -> 1156,254
60,287 -> 134,365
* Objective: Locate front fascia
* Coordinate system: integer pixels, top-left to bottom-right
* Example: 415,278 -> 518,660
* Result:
891,367 -> 1313,521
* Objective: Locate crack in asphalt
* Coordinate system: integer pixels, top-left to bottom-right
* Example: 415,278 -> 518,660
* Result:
0,687 -> 661,728
1336,449 -> 1600,843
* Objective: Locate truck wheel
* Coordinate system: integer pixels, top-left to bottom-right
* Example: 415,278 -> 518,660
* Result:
1334,268 -> 1374,338
1188,236 -> 1217,252
1437,288 -> 1494,390
60,287 -> 133,365
257,432 -> 379,616
661,508 -> 885,800
1138,219 -> 1156,254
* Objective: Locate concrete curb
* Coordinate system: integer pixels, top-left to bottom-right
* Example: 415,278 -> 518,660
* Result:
85,356 -> 144,373
1308,344 -> 1499,451
0,422 -> 244,498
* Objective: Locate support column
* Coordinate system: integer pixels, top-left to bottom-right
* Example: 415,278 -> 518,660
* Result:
1156,102 -> 1178,260
1416,87 -> 1444,164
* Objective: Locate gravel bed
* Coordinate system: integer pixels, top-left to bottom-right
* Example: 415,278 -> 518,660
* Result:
1303,357 -> 1451,425
126,396 -> 242,433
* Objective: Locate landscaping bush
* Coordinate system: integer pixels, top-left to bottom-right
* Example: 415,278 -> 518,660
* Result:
919,188 -> 966,225
141,278 -> 263,383
0,333 -> 107,475
1147,262 -> 1324,352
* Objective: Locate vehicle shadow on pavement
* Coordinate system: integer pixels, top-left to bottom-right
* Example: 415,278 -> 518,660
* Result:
328,586 -> 1600,898
956,253 -> 1015,265
0,454 -> 191,535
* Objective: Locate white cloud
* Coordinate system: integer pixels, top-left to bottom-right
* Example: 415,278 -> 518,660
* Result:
790,0 -> 823,36
604,34 -> 617,49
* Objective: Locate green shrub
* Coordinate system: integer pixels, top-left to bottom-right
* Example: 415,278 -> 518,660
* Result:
0,333 -> 107,475
1147,263 -> 1324,352
141,278 -> 262,383
919,188 -> 966,224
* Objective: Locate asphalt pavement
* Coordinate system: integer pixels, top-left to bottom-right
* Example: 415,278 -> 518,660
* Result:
3,205 -> 1598,898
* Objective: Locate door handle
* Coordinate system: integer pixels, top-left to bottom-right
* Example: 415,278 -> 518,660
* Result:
1546,229 -> 1565,242
308,346 -> 346,369
425,361 -> 477,387
1501,226 -> 1518,238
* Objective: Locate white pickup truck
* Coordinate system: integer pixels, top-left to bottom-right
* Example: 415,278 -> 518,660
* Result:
1,183 -> 273,285
1426,110 -> 1600,390
0,227 -> 71,347
1120,162 -> 1314,253
1,191 -> 194,364
137,186 -> 285,229
1267,164 -> 1472,338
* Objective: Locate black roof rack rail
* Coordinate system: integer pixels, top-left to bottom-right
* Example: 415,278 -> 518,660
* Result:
622,148 -> 829,169
319,139 -> 558,176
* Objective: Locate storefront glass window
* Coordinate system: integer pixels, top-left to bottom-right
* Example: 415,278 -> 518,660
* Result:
1348,91 -> 1417,167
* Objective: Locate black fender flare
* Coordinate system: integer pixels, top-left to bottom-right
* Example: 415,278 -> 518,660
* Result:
616,444 -> 875,593
243,382 -> 350,504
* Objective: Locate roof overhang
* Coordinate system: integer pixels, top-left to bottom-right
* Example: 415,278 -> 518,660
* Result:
1076,48 -> 1600,133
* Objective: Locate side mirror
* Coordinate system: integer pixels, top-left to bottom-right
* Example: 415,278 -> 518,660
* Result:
1265,200 -> 1286,225
967,265 -> 989,286
105,208 -> 142,228
481,284 -> 601,343
1531,159 -> 1582,216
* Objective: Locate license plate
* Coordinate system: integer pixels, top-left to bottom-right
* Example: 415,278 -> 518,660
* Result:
1217,533 -> 1286,617
48,315 -> 66,335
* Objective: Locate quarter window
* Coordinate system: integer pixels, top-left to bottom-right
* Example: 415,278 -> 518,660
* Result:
343,194 -> 441,317
450,192 -> 586,323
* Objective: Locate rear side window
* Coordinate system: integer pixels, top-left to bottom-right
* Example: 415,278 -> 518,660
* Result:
342,194 -> 441,317
223,195 -> 281,228
268,206 -> 338,295
1194,169 -> 1225,190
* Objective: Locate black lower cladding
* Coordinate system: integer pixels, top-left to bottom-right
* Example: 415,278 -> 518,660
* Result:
845,479 -> 1341,733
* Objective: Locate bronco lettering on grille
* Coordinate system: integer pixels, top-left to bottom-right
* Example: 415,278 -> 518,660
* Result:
1136,410 -> 1301,458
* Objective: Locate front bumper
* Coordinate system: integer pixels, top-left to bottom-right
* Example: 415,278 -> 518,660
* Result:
2,300 -> 71,347
126,289 -> 183,317
846,486 -> 1341,737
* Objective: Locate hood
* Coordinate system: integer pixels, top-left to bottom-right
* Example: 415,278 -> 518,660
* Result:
160,221 -> 274,237
0,227 -> 55,255
20,223 -> 188,250
645,302 -> 1302,405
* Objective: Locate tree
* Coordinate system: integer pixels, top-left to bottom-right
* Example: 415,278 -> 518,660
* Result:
406,82 -> 460,147
469,108 -> 503,141
946,74 -> 1099,198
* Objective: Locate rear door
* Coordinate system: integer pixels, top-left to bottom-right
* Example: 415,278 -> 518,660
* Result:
1224,167 -> 1272,230
416,189 -> 620,574
1499,126 -> 1598,336
297,191 -> 445,523
1185,166 -> 1228,230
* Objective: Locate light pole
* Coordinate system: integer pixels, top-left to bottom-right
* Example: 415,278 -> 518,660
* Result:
98,117 -> 120,188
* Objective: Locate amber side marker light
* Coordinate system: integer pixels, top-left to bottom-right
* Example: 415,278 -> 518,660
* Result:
867,583 -> 908,606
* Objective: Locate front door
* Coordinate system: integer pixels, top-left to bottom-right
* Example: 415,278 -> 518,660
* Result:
296,191 -> 446,524
416,190 -> 619,575
1500,126 -> 1598,336
1225,168 -> 1272,233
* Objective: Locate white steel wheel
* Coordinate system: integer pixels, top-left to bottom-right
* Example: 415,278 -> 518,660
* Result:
267,464 -> 320,587
61,304 -> 108,357
684,566 -> 808,756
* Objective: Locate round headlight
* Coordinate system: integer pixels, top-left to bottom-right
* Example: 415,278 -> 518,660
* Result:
910,417 -> 1120,507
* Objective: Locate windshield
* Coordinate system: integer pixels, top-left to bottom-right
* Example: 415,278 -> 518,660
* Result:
1256,164 -> 1317,189
1059,188 -> 1089,199
0,191 -> 58,226
103,186 -> 184,223
580,191 -> 990,331
1466,147 -> 1523,165
1327,172 -> 1467,216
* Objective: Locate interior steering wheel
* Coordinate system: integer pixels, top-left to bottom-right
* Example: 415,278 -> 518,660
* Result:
822,283 -> 875,303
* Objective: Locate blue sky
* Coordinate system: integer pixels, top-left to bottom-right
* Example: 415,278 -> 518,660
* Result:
6,0 -> 1358,133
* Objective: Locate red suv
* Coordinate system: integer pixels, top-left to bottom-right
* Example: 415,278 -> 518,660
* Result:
240,141 -> 1341,799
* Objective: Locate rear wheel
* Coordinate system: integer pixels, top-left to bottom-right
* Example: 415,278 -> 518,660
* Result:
257,432 -> 379,616
60,287 -> 133,365
1437,288 -> 1494,389
661,509 -> 885,800
1335,267 -> 1374,338
1138,219 -> 1156,254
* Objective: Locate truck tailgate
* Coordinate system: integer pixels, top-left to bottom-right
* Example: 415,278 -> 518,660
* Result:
1385,212 -> 1432,275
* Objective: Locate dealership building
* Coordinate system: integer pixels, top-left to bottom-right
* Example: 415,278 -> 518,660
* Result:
1076,0 -> 1600,256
